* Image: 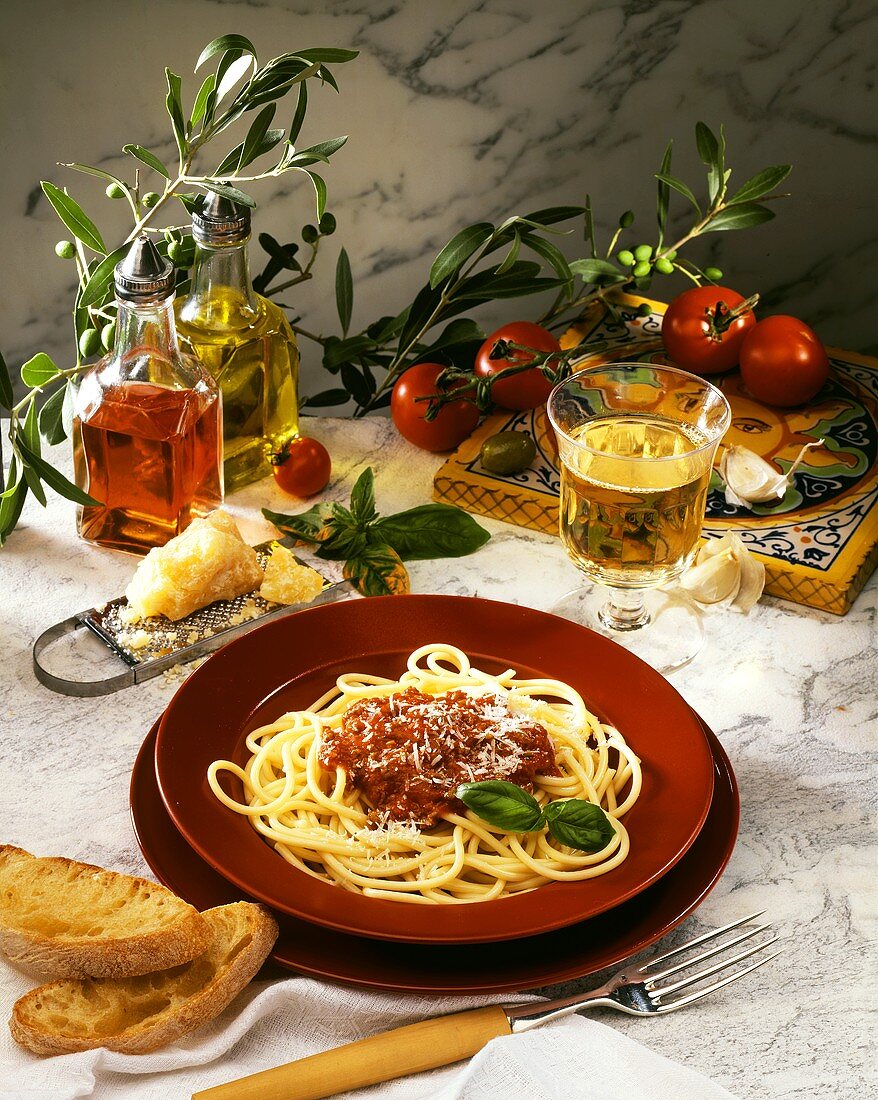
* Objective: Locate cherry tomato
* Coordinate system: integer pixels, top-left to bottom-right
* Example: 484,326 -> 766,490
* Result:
739,316 -> 829,407
391,362 -> 479,452
271,436 -> 331,497
661,286 -> 756,375
474,322 -> 561,410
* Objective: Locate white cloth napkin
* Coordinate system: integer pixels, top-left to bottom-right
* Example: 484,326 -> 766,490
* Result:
0,969 -> 737,1100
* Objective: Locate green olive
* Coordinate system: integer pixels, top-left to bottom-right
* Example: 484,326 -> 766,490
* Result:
302,224 -> 318,244
618,210 -> 635,228
79,328 -> 101,358
704,266 -> 723,280
665,249 -> 677,261
633,261 -> 651,278
54,240 -> 76,259
142,191 -> 160,209
638,302 -> 652,317
633,244 -> 653,262
480,431 -> 537,476
318,212 -> 337,235
101,322 -> 117,350
617,249 -> 635,267
105,182 -> 126,199
655,257 -> 674,275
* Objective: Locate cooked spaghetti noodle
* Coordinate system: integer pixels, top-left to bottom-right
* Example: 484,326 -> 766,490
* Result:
207,643 -> 642,903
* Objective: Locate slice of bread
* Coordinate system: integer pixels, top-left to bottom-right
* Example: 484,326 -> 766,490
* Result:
10,903 -> 279,1055
0,846 -> 212,979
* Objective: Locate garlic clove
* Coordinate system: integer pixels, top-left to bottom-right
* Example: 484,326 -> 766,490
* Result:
680,532 -> 765,613
679,548 -> 741,604
718,440 -> 823,507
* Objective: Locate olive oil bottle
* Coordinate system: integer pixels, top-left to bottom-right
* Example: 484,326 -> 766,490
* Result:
175,194 -> 299,491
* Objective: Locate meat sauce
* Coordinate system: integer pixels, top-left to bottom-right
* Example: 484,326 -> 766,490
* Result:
318,687 -> 559,826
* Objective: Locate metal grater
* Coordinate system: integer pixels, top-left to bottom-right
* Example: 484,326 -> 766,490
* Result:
32,537 -> 348,697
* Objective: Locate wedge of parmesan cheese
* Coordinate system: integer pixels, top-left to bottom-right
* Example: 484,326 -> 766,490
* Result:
258,545 -> 324,605
125,511 -> 263,621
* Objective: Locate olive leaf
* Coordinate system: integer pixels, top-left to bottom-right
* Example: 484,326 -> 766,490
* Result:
38,385 -> 69,446
655,172 -> 701,216
335,247 -> 353,336
20,353 -> 60,389
429,222 -> 494,289
0,351 -> 14,411
122,144 -> 171,179
656,139 -> 673,245
288,81 -> 308,144
304,170 -> 327,220
16,440 -> 101,507
165,69 -> 188,162
728,165 -> 791,205
704,203 -> 775,232
79,246 -> 128,309
196,34 -> 257,72
40,182 -> 106,253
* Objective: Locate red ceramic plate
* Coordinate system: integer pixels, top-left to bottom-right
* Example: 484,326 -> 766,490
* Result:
154,596 -> 714,944
133,715 -> 737,993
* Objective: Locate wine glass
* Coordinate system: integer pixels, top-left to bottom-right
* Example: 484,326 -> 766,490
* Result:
547,363 -> 731,673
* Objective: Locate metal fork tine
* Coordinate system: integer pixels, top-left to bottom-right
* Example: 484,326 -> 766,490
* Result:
645,922 -> 771,985
656,950 -> 782,1013
638,911 -> 765,972
652,934 -> 778,1000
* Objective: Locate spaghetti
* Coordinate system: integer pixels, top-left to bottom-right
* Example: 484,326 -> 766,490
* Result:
207,643 -> 642,904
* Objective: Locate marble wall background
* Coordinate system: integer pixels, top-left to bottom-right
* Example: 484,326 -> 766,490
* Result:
1,0 -> 875,399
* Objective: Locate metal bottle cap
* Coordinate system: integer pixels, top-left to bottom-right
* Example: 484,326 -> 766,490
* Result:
114,236 -> 175,304
191,190 -> 251,244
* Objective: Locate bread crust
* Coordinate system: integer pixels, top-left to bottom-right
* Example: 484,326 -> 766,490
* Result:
0,845 -> 213,979
9,903 -> 279,1055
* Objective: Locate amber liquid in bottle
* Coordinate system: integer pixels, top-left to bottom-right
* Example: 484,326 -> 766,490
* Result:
74,292 -> 223,554
176,241 -> 299,492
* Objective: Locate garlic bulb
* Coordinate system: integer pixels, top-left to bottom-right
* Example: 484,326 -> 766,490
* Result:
679,532 -> 765,613
718,440 -> 823,507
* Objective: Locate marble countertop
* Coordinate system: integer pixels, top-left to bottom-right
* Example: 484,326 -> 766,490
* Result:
0,416 -> 875,1099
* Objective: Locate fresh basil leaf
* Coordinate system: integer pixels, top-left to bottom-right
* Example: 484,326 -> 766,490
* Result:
40,182 -> 106,254
429,222 -> 494,289
38,384 -> 69,446
288,81 -> 308,145
0,350 -> 13,411
20,353 -> 60,389
456,781 -> 543,832
122,144 -> 171,179
300,388 -> 350,408
262,502 -> 334,543
343,542 -> 410,596
349,467 -> 376,525
654,172 -> 701,216
16,440 -> 101,506
728,165 -> 792,205
372,504 -> 490,561
196,34 -> 257,72
335,247 -> 353,336
703,203 -> 775,232
79,245 -> 127,309
569,258 -> 626,285
200,180 -> 257,207
165,69 -> 187,162
542,799 -> 616,853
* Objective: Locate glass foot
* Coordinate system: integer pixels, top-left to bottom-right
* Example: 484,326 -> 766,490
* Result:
549,584 -> 705,674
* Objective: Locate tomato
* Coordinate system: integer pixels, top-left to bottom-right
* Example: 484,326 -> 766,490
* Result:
271,436 -> 331,497
661,286 -> 756,375
739,316 -> 829,407
391,362 -> 479,451
474,322 -> 561,410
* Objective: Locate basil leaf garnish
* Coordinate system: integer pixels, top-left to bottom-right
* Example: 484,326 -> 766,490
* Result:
373,504 -> 490,561
542,799 -> 616,853
456,781 -> 543,832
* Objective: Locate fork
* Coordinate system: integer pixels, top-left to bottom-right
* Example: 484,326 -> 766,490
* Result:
193,912 -> 779,1100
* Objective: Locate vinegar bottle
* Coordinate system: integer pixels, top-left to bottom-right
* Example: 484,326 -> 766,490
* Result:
175,193 -> 300,491
73,236 -> 223,554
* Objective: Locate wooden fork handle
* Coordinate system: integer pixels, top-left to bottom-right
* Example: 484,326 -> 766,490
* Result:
192,1005 -> 512,1100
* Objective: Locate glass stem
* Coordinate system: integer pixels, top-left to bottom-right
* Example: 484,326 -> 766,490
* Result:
598,587 -> 651,632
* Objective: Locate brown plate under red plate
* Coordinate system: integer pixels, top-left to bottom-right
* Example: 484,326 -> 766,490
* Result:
133,713 -> 737,993
154,596 -> 715,944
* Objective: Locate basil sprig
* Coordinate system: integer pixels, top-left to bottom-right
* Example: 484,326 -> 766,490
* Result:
456,780 -> 616,854
263,466 -> 490,597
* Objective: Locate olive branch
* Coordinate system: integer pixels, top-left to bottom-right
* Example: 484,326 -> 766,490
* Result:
0,34 -> 356,544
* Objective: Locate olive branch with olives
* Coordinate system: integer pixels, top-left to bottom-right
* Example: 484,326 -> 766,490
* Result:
253,122 -> 791,418
0,34 -> 356,543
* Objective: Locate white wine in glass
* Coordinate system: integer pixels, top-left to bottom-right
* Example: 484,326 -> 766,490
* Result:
549,364 -> 731,672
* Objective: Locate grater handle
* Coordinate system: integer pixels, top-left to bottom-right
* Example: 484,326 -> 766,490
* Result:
32,616 -> 136,697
